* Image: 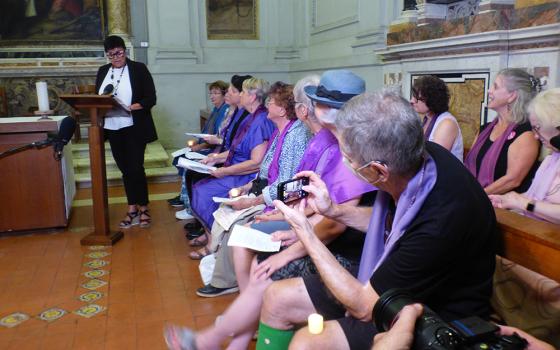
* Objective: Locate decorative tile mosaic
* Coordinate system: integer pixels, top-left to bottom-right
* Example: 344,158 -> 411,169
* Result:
74,304 -> 106,318
37,308 -> 67,323
0,312 -> 29,328
83,269 -> 109,279
84,259 -> 109,269
81,279 -> 108,290
77,291 -> 105,303
85,251 -> 111,259
88,245 -> 109,251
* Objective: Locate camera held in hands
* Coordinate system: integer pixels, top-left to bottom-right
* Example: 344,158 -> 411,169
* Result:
277,177 -> 309,203
373,289 -> 528,350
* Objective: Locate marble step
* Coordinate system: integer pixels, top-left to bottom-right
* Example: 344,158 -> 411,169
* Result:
72,142 -> 169,174
75,166 -> 180,188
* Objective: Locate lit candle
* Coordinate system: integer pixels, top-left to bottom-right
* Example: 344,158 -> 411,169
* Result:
308,313 -> 323,335
229,188 -> 241,198
187,139 -> 196,147
36,81 -> 50,112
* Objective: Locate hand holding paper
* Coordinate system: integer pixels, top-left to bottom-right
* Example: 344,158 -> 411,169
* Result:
177,157 -> 217,174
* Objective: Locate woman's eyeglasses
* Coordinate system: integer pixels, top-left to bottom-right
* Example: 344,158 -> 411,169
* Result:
106,50 -> 125,59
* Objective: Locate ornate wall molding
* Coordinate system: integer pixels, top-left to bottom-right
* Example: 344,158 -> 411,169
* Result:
311,0 -> 359,35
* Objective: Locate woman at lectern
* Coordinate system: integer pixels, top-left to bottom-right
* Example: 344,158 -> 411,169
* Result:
95,35 -> 158,229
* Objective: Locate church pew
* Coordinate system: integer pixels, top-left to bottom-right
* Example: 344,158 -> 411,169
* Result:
495,208 -> 560,282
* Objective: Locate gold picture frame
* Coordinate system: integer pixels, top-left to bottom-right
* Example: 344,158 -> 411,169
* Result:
206,0 -> 259,40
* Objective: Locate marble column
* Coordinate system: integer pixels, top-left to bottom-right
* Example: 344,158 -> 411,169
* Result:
106,0 -> 130,38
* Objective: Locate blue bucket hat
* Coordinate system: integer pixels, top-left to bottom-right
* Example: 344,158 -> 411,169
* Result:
304,69 -> 365,109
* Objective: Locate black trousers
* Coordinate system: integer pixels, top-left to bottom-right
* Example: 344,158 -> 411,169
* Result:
105,126 -> 149,206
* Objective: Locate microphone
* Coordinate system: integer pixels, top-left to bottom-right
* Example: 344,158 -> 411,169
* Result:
53,117 -> 76,159
102,84 -> 114,95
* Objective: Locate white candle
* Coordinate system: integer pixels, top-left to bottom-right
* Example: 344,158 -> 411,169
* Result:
229,188 -> 241,198
187,139 -> 196,147
36,81 -> 50,112
308,313 -> 323,335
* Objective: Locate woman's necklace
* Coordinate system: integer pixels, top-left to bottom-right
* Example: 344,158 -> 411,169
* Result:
110,64 -> 126,96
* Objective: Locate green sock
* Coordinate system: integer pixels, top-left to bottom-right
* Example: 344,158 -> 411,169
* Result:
256,321 -> 295,350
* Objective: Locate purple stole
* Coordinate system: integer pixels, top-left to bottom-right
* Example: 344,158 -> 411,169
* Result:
357,154 -> 438,283
266,120 -> 296,183
224,105 -> 267,166
423,113 -> 440,140
464,119 -> 517,187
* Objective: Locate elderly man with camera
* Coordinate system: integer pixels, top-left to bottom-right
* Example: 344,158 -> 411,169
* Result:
260,90 -> 498,350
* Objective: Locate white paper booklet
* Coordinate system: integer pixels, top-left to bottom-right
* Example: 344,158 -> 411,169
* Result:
185,151 -> 207,160
213,201 -> 263,230
171,147 -> 190,158
212,194 -> 253,204
185,132 -> 213,138
113,96 -> 131,112
177,157 -> 216,174
228,224 -> 281,252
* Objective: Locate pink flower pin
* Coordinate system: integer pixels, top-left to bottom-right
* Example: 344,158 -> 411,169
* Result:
507,131 -> 516,140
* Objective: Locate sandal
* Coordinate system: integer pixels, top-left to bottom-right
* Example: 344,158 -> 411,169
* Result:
164,324 -> 197,350
189,233 -> 208,247
189,246 -> 211,260
119,211 -> 139,228
139,209 -> 151,228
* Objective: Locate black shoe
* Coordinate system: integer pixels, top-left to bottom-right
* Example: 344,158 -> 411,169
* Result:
168,196 -> 184,207
184,221 -> 202,231
186,227 -> 204,240
196,284 -> 239,298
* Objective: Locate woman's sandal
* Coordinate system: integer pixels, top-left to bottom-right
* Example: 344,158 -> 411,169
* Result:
189,233 -> 208,247
139,209 -> 151,228
189,246 -> 211,260
119,211 -> 139,228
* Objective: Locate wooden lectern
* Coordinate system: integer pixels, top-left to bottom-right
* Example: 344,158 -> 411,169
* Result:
59,94 -> 124,246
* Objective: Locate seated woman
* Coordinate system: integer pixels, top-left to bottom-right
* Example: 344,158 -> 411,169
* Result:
174,75 -> 251,222
163,70 -> 375,350
411,75 -> 463,161
489,87 -> 560,222
465,68 -> 541,195
169,79 -> 230,210
188,78 -> 275,258
488,87 -> 560,348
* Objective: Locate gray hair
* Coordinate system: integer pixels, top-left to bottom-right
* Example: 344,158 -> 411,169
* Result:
294,75 -> 320,113
498,68 -> 539,124
335,90 -> 425,176
243,77 -> 270,104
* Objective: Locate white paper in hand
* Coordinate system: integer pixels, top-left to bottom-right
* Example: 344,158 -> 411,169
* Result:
171,147 -> 190,158
185,132 -> 213,138
185,151 -> 207,160
177,157 -> 216,174
228,225 -> 281,252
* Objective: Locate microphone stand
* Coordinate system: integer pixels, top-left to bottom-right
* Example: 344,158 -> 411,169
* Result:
0,140 -> 53,159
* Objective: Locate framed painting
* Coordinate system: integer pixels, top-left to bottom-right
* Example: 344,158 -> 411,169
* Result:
206,0 -> 259,40
0,0 -> 104,45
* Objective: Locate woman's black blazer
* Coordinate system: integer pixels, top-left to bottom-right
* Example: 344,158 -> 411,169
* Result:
95,58 -> 158,143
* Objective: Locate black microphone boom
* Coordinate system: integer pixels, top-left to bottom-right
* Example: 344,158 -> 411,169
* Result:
53,116 -> 77,159
102,84 -> 114,95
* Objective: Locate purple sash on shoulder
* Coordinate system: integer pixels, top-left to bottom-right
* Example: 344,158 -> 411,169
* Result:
465,119 -> 517,187
266,119 -> 296,184
296,128 -> 336,173
224,105 -> 267,166
423,113 -> 440,141
524,152 -> 560,219
357,154 -> 438,283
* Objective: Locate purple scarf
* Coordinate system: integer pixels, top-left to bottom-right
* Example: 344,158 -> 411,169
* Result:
266,119 -> 296,183
465,119 -> 517,187
224,105 -> 267,166
357,154 -> 438,283
296,128 -> 337,174
423,113 -> 440,141
524,152 -> 560,219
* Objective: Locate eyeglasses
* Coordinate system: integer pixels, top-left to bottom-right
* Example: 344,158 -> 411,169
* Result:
341,152 -> 386,183
106,50 -> 125,59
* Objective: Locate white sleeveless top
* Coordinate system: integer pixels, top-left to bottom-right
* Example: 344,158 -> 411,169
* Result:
428,111 -> 464,162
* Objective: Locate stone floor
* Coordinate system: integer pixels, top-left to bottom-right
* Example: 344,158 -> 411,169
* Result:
0,182 -> 249,349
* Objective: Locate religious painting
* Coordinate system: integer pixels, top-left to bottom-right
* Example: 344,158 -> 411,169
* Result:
410,72 -> 490,151
0,0 -> 104,45
206,0 -> 259,40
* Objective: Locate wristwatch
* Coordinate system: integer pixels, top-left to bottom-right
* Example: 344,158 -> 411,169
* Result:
526,200 -> 536,213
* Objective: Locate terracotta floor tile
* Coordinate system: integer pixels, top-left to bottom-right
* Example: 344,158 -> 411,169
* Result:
6,336 -> 42,350
41,334 -> 75,350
